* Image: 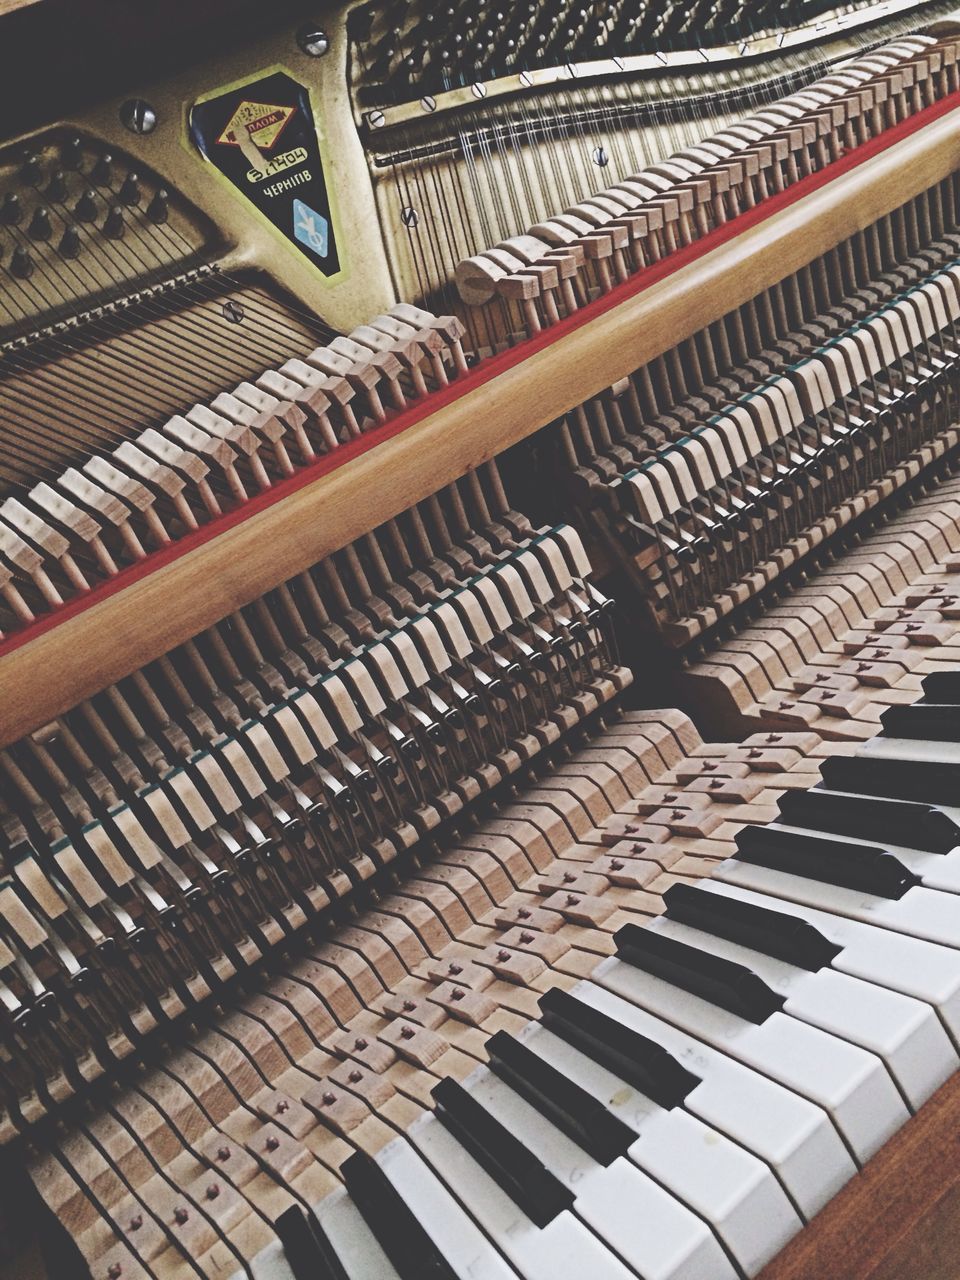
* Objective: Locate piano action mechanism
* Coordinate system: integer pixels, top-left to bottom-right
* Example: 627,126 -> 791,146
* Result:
1,1 -> 960,1277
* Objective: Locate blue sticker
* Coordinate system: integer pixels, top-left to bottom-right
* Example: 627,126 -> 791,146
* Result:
293,198 -> 329,259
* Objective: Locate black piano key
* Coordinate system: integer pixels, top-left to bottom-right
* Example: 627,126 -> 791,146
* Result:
735,825 -> 921,899
921,672 -> 960,704
274,1204 -> 350,1280
778,788 -> 960,854
538,987 -> 700,1109
487,1029 -> 637,1165
663,882 -> 841,971
819,753 -> 960,806
880,703 -> 960,742
340,1149 -> 458,1280
613,922 -> 785,1023
431,1076 -> 574,1228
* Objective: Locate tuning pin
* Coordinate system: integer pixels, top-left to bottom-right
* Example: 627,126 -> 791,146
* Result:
146,187 -> 169,224
102,204 -> 125,239
0,193 -> 22,225
74,189 -> 97,222
28,207 -> 52,241
62,135 -> 84,171
92,153 -> 113,186
119,172 -> 141,206
58,225 -> 81,259
20,153 -> 43,187
10,245 -> 34,279
45,170 -> 68,203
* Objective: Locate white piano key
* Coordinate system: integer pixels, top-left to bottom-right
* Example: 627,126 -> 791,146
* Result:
407,1112 -> 637,1280
646,915 -> 957,1109
566,980 -> 855,1218
375,1138 -> 519,1279
463,1065 -> 736,1280
593,956 -> 908,1164
518,1021 -> 803,1275
691,878 -> 960,1043
313,1185 -> 404,1279
713,858 -> 960,949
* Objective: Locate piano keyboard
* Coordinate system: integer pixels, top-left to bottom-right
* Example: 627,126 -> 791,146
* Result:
22,656 -> 960,1280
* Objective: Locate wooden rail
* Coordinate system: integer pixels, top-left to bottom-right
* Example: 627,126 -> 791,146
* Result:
3,95 -> 960,747
759,1070 -> 960,1280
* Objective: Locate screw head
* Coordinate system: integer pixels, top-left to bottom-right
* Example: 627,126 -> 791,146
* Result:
610,860 -> 623,871
205,1183 -> 220,1201
519,931 -> 534,944
216,1146 -> 231,1162
447,962 -> 462,975
400,206 -> 419,227
450,987 -> 464,1001
517,908 -> 531,919
348,1069 -> 362,1083
107,1266 -> 123,1280
496,949 -> 510,962
297,23 -> 330,56
128,1214 -> 142,1231
322,1091 -> 337,1105
275,1100 -> 289,1114
402,999 -> 417,1011
265,1135 -> 280,1152
119,99 -> 157,135
400,1025 -> 415,1040
566,894 -> 580,906
173,1206 -> 189,1225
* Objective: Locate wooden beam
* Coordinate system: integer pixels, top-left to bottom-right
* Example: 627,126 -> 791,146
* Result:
2,101 -> 960,746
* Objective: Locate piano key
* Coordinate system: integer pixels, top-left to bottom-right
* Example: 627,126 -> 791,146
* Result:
557,979 -> 856,1218
921,670 -> 960,702
311,1185 -> 403,1280
765,819 -> 960,895
430,1076 -> 573,1227
408,1112 -> 636,1280
273,1204 -> 349,1280
880,702 -> 960,741
776,787 -> 960,853
537,987 -> 702,1109
486,1029 -> 636,1164
613,921 -> 787,1023
721,846 -> 960,947
735,824 -> 921,898
360,1138 -> 519,1279
596,952 -> 909,1163
703,873 -> 960,1033
646,912 -> 957,1108
662,881 -> 842,970
460,1063 -> 738,1279
819,750 -> 960,805
515,1019 -> 802,1275
340,1148 -> 460,1279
